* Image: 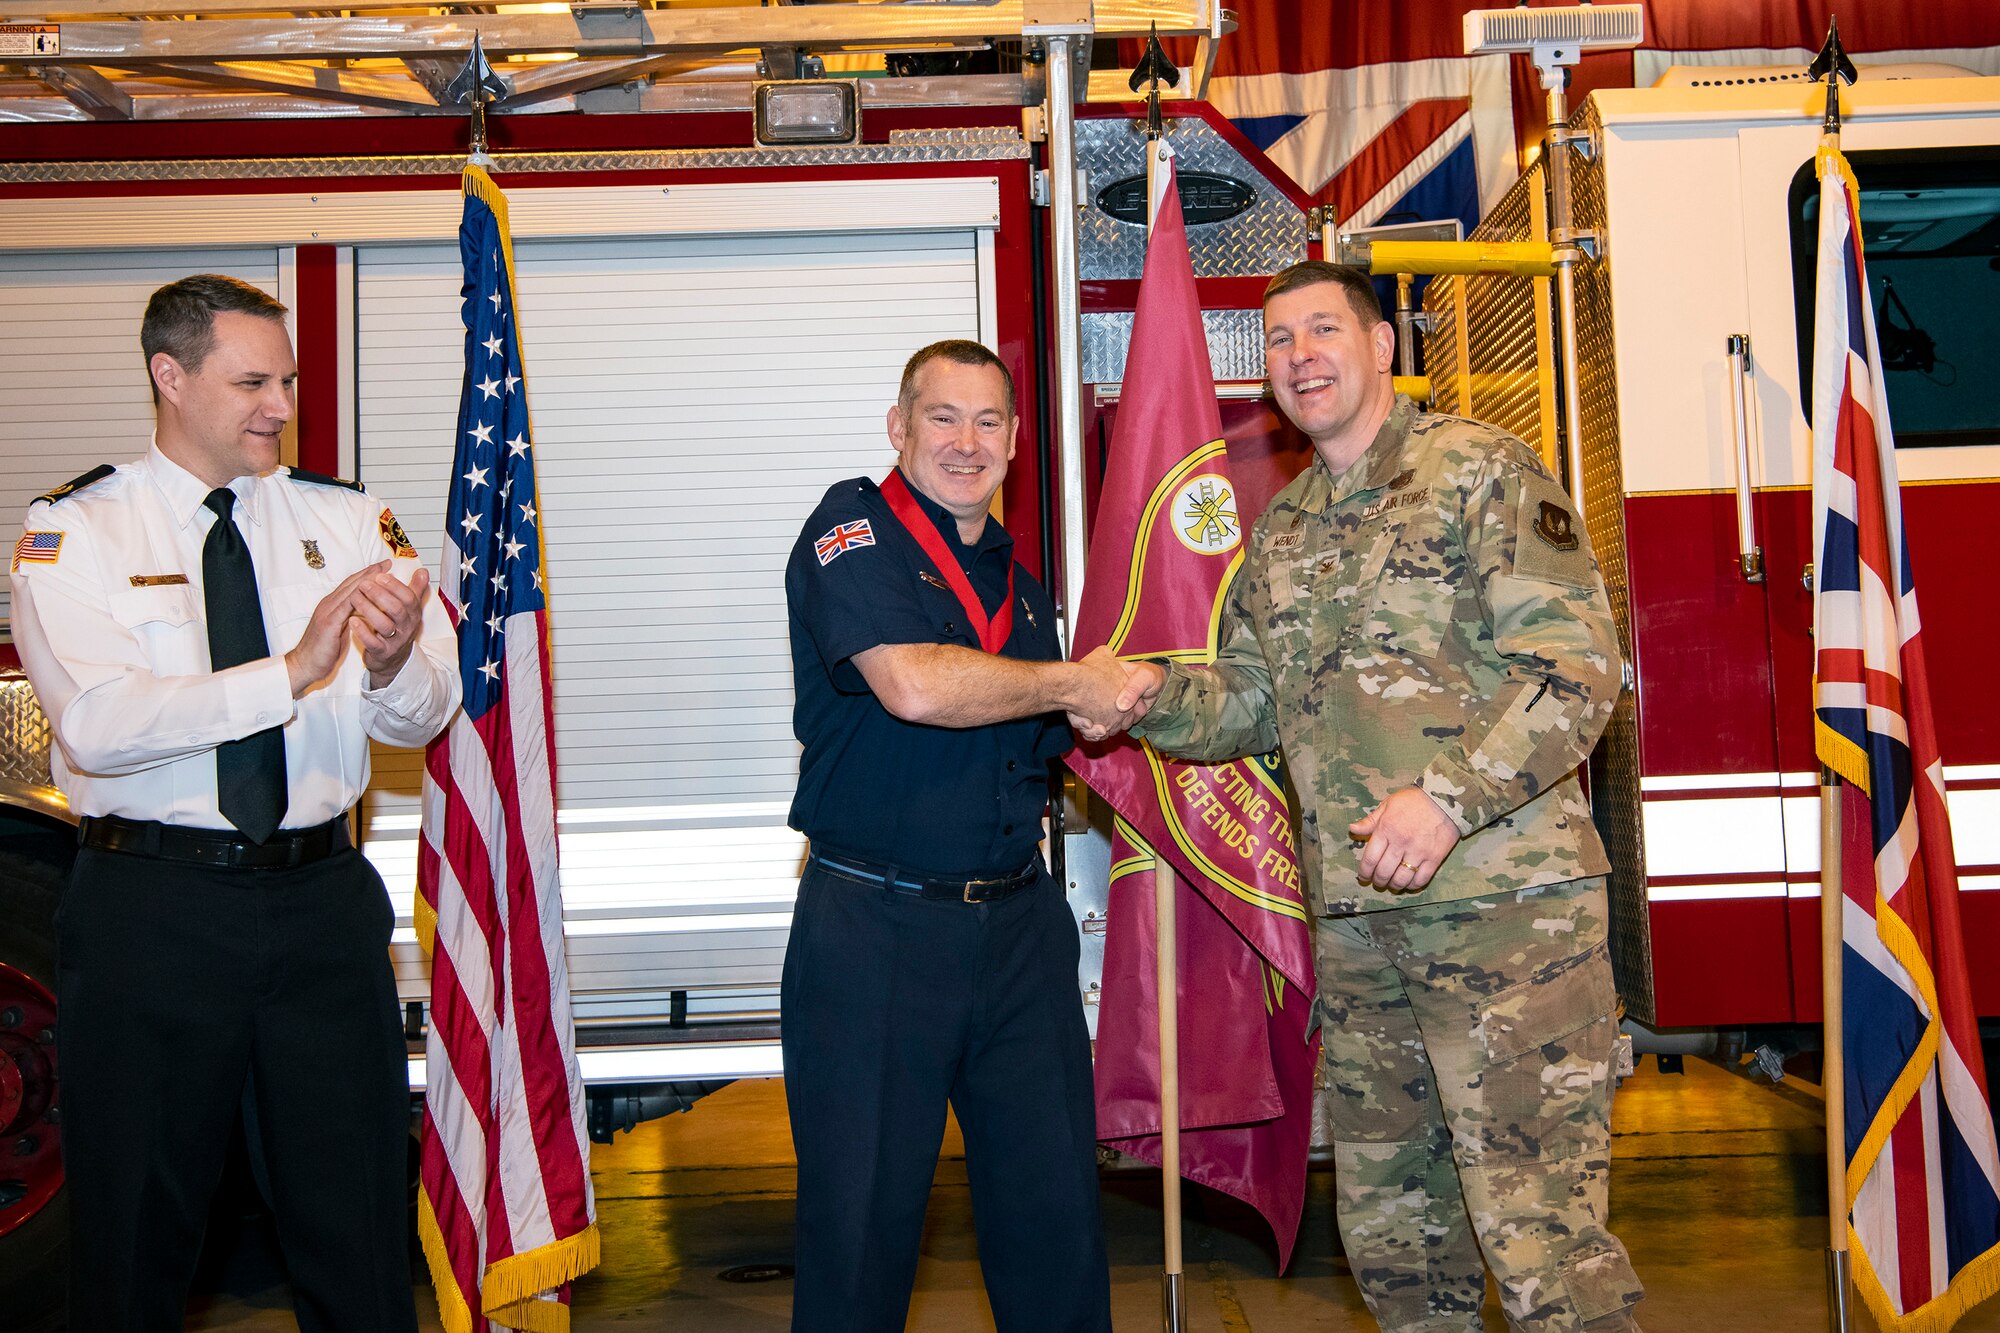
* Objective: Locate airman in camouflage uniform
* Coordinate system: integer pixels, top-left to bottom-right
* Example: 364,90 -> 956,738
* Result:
1117,261 -> 1643,1330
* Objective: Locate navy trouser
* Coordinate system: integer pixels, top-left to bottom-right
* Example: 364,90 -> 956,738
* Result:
57,845 -> 418,1333
781,858 -> 1111,1333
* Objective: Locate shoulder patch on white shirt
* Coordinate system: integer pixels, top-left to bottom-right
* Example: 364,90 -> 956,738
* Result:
814,518 -> 875,566
13,531 -> 62,570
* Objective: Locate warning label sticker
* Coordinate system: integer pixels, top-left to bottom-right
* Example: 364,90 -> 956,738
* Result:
0,26 -> 60,57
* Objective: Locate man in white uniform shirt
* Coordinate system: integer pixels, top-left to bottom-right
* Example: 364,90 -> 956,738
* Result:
8,274 -> 460,1331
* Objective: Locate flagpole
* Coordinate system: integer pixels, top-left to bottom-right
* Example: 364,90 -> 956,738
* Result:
1142,115 -> 1186,1333
1821,772 -> 1852,1332
1808,24 -> 1856,1331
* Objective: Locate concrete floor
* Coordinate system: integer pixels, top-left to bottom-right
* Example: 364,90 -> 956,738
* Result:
184,1057 -> 2000,1332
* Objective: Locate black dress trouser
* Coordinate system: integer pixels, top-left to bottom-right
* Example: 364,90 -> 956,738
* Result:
57,844 -> 419,1333
781,859 -> 1112,1333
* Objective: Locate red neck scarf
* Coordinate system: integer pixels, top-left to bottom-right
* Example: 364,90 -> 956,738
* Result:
880,470 -> 1015,655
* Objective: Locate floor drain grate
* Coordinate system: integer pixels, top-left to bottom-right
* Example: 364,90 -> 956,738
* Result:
718,1263 -> 795,1284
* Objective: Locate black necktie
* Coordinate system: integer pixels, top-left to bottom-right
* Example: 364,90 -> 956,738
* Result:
203,487 -> 288,843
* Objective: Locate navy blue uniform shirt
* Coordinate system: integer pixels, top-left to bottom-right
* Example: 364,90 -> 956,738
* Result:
786,473 -> 1067,879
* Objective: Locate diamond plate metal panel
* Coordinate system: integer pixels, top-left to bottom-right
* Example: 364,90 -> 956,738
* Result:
0,130 -> 1029,185
1457,171 -> 1546,449
1570,99 -> 1653,1022
1076,116 -> 1306,281
1081,307 -> 1267,385
0,672 -> 55,789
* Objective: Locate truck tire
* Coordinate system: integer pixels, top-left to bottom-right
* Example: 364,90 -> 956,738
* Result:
0,850 -> 67,1333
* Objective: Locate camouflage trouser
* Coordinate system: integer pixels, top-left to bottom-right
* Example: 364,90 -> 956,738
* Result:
1315,876 -> 1643,1333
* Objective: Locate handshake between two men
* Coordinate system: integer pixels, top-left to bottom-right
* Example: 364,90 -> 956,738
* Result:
1063,645 -> 1164,744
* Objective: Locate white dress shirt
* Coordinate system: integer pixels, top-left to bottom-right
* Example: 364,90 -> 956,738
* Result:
10,445 -> 462,830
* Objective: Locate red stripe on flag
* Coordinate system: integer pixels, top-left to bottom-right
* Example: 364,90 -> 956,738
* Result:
1322,98 -> 1465,222
478,684 -> 593,1234
421,1107 -> 486,1318
1890,1108 -> 1934,1312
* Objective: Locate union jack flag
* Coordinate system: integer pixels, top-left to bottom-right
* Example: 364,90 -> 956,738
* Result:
1812,139 -> 2000,1333
1178,1 -> 2000,244
415,164 -> 598,1333
814,518 -> 874,566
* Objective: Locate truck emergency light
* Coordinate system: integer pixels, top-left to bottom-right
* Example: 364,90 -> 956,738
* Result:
1463,4 -> 1643,87
754,79 -> 861,148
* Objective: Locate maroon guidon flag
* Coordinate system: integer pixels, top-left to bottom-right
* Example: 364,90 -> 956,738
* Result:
1069,144 -> 1319,1268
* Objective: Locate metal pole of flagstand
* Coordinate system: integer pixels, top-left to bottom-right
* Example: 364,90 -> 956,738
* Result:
1822,767 -> 1852,1331
1042,27 -> 1187,1328
1141,131 -> 1187,1333
1039,29 -> 1088,635
1541,69 -> 1590,505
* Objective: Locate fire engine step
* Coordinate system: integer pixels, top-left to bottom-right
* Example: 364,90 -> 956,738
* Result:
176,1058 -> 1999,1331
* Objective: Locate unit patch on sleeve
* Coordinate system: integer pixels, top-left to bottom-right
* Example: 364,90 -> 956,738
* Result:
1532,500 -> 1580,552
379,510 -> 418,559
814,518 -> 875,566
12,531 -> 62,570
1511,473 -> 1595,589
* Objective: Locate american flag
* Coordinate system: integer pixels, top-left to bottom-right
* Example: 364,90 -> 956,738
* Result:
415,164 -> 598,1333
12,530 -> 61,568
1811,139 -> 2000,1333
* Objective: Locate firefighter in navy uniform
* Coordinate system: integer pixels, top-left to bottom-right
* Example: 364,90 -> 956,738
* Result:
8,275 -> 459,1332
782,340 -> 1134,1333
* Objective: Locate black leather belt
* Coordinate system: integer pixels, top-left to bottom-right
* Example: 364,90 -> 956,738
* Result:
807,849 -> 1042,904
78,813 -> 352,870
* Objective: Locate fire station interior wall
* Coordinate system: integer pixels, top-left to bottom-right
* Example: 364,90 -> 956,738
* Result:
0,248 -> 283,624
352,227 -> 989,1011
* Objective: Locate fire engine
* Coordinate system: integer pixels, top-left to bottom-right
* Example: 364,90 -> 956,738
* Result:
0,0 -> 1994,1323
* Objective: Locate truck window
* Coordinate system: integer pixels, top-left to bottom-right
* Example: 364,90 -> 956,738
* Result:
1788,148 -> 2000,449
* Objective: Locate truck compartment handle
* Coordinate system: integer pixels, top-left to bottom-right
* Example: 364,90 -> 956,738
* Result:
1726,333 -> 1765,583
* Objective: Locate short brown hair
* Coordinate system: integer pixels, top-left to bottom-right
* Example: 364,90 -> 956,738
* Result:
1262,260 -> 1384,327
898,339 -> 1016,419
141,274 -> 288,382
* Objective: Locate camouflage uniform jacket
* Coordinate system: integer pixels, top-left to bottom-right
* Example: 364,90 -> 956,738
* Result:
1134,395 -> 1621,915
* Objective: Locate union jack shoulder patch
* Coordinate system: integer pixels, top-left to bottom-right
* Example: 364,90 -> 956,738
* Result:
815,518 -> 875,567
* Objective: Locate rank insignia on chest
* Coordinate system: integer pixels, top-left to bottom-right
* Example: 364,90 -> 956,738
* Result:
12,531 -> 62,569
301,539 -> 326,570
814,518 -> 875,566
1388,468 -> 1417,491
379,510 -> 418,559
1533,500 -> 1580,552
